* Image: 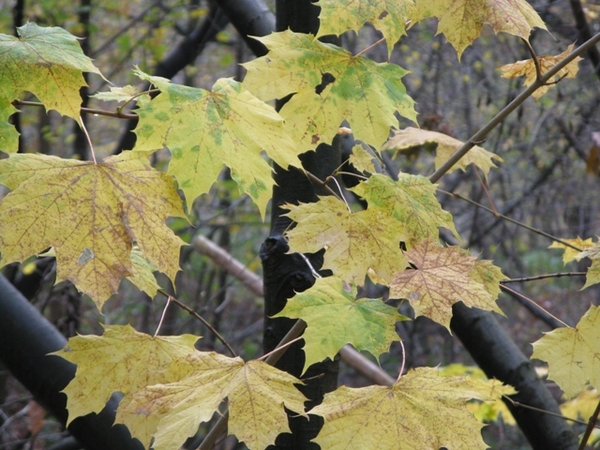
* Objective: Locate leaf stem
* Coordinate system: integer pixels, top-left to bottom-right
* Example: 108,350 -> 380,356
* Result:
78,117 -> 96,164
355,37 -> 386,58
157,288 -> 237,357
154,295 -> 171,338
429,32 -> 600,184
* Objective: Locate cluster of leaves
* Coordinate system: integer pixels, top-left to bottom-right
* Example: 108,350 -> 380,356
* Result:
0,0 -> 598,448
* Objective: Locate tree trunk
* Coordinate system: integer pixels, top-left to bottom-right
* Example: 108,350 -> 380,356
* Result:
0,275 -> 143,450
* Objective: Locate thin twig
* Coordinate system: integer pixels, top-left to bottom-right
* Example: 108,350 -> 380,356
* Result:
304,170 -> 343,199
429,32 -> 600,184
504,396 -> 589,426
502,272 -> 586,283
500,285 -> 570,328
522,38 -> 542,81
13,100 -> 138,120
157,289 -> 237,357
579,398 -> 600,450
439,190 -> 584,252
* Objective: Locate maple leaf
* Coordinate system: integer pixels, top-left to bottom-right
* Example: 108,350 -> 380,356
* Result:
383,127 -> 502,178
284,196 -> 408,285
438,364 -> 517,425
131,69 -> 300,218
500,44 -> 582,98
390,240 -> 505,331
128,246 -> 161,298
316,0 -> 415,56
532,304 -> 600,398
310,366 -> 504,449
119,355 -> 307,450
0,99 -> 19,154
243,30 -> 417,152
274,276 -> 407,372
549,237 -> 593,264
351,173 -> 459,245
52,324 -> 199,437
412,0 -> 547,58
0,151 -> 186,306
348,144 -> 379,174
0,23 -> 105,152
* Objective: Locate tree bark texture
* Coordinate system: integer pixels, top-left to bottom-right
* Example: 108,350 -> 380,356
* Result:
260,2 -> 341,449
0,275 -> 143,450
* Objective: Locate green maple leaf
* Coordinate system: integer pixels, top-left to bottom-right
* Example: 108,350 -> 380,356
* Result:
412,0 -> 547,58
131,69 -> 300,218
119,355 -> 307,450
310,367 -> 504,449
243,30 -> 417,153
0,99 -> 19,153
0,152 -> 185,306
351,173 -> 459,245
383,127 -> 502,178
274,276 -> 407,372
284,195 -> 408,285
0,23 -> 105,153
316,0 -> 415,56
532,304 -> 600,398
390,239 -> 505,331
52,324 -> 199,437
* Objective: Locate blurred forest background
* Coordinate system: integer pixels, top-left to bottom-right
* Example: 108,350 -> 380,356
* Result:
1,0 -> 599,448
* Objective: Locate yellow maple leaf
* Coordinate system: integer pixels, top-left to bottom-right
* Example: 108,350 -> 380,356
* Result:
413,0 -> 547,58
316,0 -> 415,56
0,23 -> 105,153
0,152 -> 186,307
274,276 -> 407,372
560,388 -> 600,422
52,324 -> 199,437
243,30 -> 417,152
131,69 -> 299,218
532,304 -> 600,398
351,173 -> 459,245
284,196 -> 409,285
310,366 -> 505,449
500,44 -> 582,98
390,240 -> 505,330
383,127 -> 502,178
119,355 -> 307,450
348,144 -> 379,174
549,237 -> 593,264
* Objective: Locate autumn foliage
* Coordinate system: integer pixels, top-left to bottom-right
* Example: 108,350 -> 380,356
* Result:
0,1 -> 599,449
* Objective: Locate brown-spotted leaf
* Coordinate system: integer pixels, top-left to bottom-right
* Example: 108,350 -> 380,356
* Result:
120,356 -> 307,450
52,324 -> 199,434
0,152 -> 186,307
284,196 -> 408,285
390,239 -> 505,330
310,367 -> 504,449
